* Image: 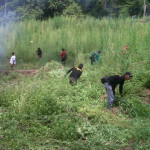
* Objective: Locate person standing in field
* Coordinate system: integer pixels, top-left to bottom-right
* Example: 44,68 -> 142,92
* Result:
101,72 -> 133,109
123,46 -> 127,55
60,48 -> 67,65
90,50 -> 101,65
65,64 -> 84,85
10,52 -> 16,70
36,48 -> 42,60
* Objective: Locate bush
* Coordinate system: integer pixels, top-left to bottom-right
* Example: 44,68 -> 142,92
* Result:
63,2 -> 83,17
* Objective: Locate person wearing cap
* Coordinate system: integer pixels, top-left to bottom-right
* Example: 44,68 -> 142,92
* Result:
36,48 -> 42,60
65,64 -> 84,85
60,48 -> 67,65
90,50 -> 101,65
101,72 -> 133,109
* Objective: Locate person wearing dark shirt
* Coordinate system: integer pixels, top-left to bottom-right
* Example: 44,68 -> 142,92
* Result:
101,72 -> 133,109
60,48 -> 67,65
36,48 -> 42,60
65,64 -> 83,85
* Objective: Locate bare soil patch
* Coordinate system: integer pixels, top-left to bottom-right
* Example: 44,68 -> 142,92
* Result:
0,70 -> 39,76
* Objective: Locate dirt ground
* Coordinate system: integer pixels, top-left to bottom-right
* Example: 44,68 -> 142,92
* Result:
0,70 -> 39,76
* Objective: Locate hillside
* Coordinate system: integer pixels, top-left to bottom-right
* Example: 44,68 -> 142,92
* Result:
0,17 -> 150,150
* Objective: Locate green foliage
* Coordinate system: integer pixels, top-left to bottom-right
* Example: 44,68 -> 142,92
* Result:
1,0 -> 150,21
51,114 -> 81,140
114,0 -> 148,17
119,7 -> 130,18
48,0 -> 74,16
0,17 -> 150,149
120,97 -> 150,117
88,0 -> 108,17
63,2 -> 83,17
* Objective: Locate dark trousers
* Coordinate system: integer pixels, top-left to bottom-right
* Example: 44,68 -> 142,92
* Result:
90,57 -> 95,65
104,82 -> 115,109
69,77 -> 77,85
61,58 -> 66,65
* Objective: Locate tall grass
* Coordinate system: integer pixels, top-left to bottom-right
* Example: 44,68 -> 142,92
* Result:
0,16 -> 150,70
0,16 -> 150,149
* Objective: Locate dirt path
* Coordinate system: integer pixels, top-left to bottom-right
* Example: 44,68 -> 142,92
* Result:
0,70 -> 40,76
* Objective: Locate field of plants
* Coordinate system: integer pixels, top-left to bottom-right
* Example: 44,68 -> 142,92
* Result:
0,16 -> 150,149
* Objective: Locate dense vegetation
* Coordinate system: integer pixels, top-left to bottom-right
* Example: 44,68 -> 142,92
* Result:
1,0 -> 150,22
1,16 -> 150,65
0,17 -> 150,149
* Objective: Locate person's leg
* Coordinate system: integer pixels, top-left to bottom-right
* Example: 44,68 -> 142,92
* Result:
63,59 -> 66,66
61,60 -> 63,64
37,55 -> 40,61
10,64 -> 14,70
104,83 -> 114,109
69,77 -> 76,85
61,59 -> 66,66
91,57 -> 94,65
95,58 -> 97,63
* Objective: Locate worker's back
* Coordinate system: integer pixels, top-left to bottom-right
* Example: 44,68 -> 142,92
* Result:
69,67 -> 82,80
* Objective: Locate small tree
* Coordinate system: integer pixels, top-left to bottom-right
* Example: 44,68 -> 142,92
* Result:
63,2 -> 83,17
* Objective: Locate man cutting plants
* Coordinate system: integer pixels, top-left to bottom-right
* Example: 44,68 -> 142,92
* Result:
101,72 -> 133,109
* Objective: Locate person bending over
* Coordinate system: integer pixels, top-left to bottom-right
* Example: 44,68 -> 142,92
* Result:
90,50 -> 101,65
101,72 -> 133,109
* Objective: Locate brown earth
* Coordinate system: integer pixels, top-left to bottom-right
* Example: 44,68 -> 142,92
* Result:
0,70 -> 40,76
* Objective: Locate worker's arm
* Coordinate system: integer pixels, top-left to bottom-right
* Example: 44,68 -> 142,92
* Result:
64,67 -> 74,77
67,67 -> 74,74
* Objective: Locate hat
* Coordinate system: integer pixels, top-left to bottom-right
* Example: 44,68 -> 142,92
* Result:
125,72 -> 133,77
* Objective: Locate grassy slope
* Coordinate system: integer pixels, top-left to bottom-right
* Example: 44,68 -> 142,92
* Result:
0,61 -> 150,150
0,17 -> 150,149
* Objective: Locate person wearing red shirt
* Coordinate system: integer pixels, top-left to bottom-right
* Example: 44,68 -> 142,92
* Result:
60,48 -> 67,65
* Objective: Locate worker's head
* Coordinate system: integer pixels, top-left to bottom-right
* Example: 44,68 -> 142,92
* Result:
78,64 -> 84,69
12,52 -> 15,55
124,72 -> 133,80
62,48 -> 65,51
123,46 -> 127,50
98,50 -> 101,54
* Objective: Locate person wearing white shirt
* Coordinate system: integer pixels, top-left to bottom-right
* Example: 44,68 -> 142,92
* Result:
10,52 -> 16,70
